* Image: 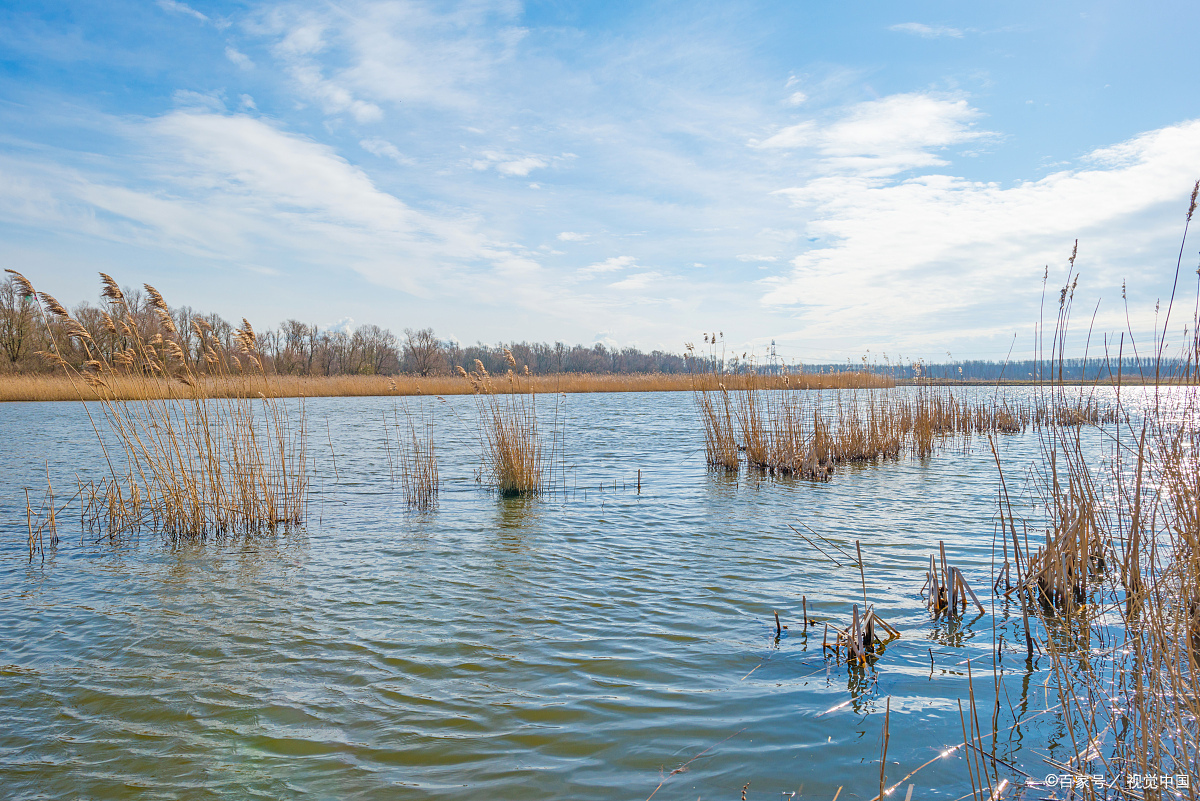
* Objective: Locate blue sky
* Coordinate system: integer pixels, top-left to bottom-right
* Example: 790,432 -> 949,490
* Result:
1,0 -> 1198,363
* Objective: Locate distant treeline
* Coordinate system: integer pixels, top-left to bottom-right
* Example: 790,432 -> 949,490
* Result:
2,276 -> 1189,380
0,277 -> 690,376
785,357 -> 1192,382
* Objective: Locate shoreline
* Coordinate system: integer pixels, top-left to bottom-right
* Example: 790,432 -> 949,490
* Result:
0,372 -> 1188,402
0,371 -> 891,402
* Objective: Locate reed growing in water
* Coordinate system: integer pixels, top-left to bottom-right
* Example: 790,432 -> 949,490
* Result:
394,406 -> 439,510
464,352 -> 561,495
991,188 -> 1200,787
699,375 -> 1033,479
697,381 -> 739,470
7,270 -> 308,541
995,372 -> 1200,787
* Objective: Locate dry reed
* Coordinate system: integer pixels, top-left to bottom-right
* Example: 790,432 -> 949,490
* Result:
465,354 -> 560,495
699,376 -> 1033,480
8,270 -> 308,541
823,603 -> 900,666
0,368 -> 894,403
392,406 -> 439,509
696,381 -> 739,470
989,189 -> 1200,788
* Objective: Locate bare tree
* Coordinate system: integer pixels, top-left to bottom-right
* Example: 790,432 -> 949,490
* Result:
0,275 -> 36,367
354,324 -> 399,375
403,327 -> 444,376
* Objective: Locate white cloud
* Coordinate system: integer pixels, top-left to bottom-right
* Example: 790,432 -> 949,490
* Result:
238,94 -> 257,110
326,316 -> 355,334
762,120 -> 1200,348
289,62 -> 384,122
610,271 -> 662,290
889,22 -> 964,38
0,111 -> 530,297
226,47 -> 253,69
251,1 -> 522,114
257,13 -> 384,122
736,254 -> 778,262
558,231 -> 589,241
360,137 -> 413,164
751,93 -> 989,176
787,91 -> 808,106
471,151 -> 548,177
496,157 -> 546,177
172,90 -> 225,112
157,0 -> 208,23
579,255 -> 637,276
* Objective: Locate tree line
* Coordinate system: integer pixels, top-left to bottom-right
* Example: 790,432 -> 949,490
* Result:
5,276 -> 1185,381
0,276 -> 691,376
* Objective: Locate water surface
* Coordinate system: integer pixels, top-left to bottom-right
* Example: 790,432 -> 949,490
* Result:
0,387 -> 1133,799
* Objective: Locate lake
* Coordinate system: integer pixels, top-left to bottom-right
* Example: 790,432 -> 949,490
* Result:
0,387 -> 1124,799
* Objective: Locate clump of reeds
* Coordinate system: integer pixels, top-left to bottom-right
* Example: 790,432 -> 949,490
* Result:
989,189 -> 1200,786
696,381 -> 739,470
23,472 -> 63,561
822,603 -> 900,665
703,372 -> 1030,480
7,270 -> 308,540
393,406 -> 438,509
464,353 -> 559,495
921,541 -> 985,616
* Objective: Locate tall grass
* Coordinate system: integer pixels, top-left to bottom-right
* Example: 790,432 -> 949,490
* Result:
464,353 -> 561,495
391,405 -> 439,509
0,368 -> 895,403
700,378 -> 1032,479
990,186 -> 1200,788
8,270 -> 308,540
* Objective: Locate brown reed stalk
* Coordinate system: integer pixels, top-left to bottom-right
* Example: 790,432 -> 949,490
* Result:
8,270 -> 308,540
694,379 -> 739,471
990,197 -> 1200,789
396,404 -> 439,509
468,354 -> 560,495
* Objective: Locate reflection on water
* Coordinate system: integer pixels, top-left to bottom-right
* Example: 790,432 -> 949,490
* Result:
0,388 -> 1149,799
496,492 -> 542,532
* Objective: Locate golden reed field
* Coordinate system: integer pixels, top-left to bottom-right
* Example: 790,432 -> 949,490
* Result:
0,370 -> 894,402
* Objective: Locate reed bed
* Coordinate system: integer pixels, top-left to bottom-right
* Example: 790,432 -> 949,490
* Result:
994,386 -> 1200,788
696,377 -> 1033,479
989,192 -> 1200,790
0,369 -> 895,403
8,270 -> 308,542
464,353 -> 562,495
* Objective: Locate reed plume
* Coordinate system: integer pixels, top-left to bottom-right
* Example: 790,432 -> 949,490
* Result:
9,271 -> 308,541
466,360 -> 560,495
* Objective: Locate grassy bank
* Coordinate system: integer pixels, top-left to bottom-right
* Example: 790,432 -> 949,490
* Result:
0,370 -> 894,402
